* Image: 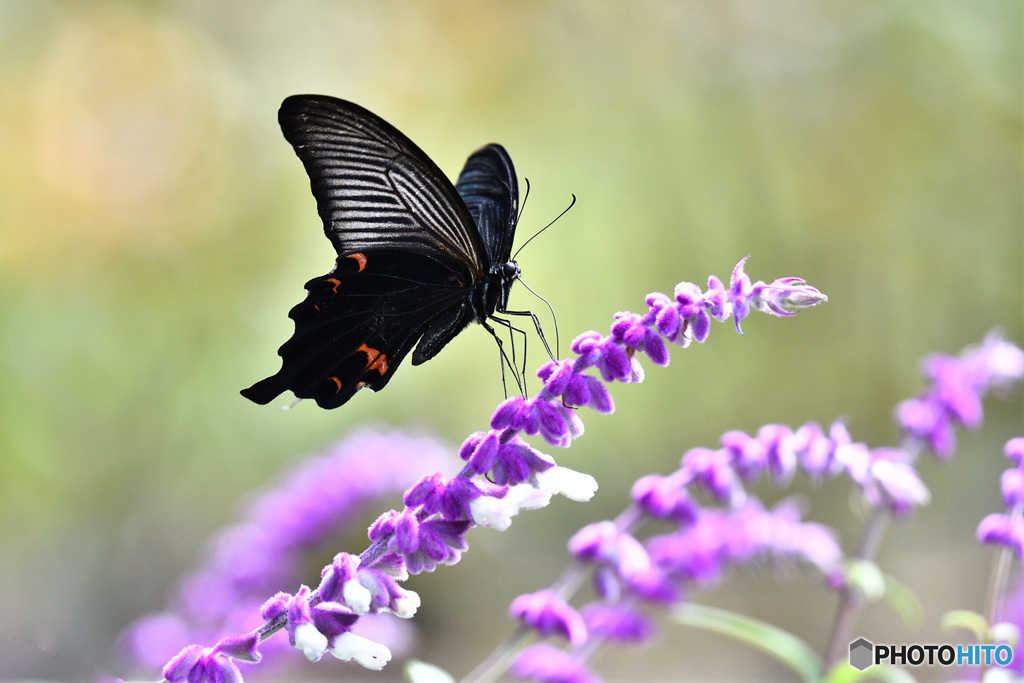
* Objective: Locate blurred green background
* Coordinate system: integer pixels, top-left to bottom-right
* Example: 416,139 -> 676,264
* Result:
0,1 -> 1020,680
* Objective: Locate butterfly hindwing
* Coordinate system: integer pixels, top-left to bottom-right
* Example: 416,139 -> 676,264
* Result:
241,249 -> 473,409
455,143 -> 519,266
279,95 -> 489,274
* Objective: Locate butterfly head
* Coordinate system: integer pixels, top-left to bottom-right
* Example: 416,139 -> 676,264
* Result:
501,260 -> 521,281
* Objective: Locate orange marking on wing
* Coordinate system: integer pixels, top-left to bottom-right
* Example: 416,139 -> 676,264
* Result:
347,252 -> 367,272
325,277 -> 342,294
327,376 -> 343,393
356,342 -> 388,376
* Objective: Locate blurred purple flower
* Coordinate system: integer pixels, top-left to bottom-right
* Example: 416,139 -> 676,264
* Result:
510,591 -> 588,646
505,332 -> 1022,681
121,426 -> 449,672
978,436 -> 1024,557
896,332 -> 1024,458
512,644 -> 600,683
581,604 -> 656,643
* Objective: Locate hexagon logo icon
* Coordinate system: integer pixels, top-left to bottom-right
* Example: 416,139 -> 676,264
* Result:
849,638 -> 873,671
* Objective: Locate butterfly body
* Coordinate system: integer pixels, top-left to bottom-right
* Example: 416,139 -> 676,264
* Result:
242,95 -> 520,409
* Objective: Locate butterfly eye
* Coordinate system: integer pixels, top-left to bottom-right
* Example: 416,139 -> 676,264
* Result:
502,261 -> 521,280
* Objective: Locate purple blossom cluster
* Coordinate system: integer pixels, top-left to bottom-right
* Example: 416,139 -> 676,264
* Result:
121,427 -> 451,675
508,425 -> 854,682
141,259 -> 828,682
978,438 -> 1024,556
896,332 -> 1024,458
508,334 -> 1024,683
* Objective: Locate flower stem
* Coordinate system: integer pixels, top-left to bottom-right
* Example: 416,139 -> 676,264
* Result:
822,506 -> 891,669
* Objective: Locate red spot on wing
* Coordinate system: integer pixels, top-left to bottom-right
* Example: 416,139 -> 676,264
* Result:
347,253 -> 367,272
326,277 -> 341,294
356,342 -> 388,376
327,376 -> 343,393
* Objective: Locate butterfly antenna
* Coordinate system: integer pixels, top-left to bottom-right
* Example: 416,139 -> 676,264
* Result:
512,193 -> 576,261
515,177 -> 531,228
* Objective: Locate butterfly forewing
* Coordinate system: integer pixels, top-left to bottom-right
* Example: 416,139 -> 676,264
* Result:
278,95 -> 488,272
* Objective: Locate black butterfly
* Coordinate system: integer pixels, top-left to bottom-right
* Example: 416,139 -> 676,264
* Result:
242,95 -> 535,409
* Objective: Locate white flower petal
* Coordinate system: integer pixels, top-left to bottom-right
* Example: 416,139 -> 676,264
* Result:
330,631 -> 392,670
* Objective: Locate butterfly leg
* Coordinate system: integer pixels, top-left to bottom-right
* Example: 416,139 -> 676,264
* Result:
503,309 -> 557,360
481,318 -> 527,398
490,314 -> 531,393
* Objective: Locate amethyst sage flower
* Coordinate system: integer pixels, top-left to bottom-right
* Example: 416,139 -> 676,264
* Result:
503,334 -> 1022,682
139,259 -> 825,682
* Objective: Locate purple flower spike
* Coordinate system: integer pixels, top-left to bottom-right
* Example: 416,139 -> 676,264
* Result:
866,452 -> 930,515
494,439 -> 553,485
368,509 -> 399,542
759,424 -> 798,485
309,601 -> 359,642
793,422 -> 838,477
469,431 -> 501,473
568,522 -> 653,585
897,331 -> 1024,458
583,376 -> 614,413
404,473 -> 446,514
284,586 -> 321,658
569,521 -> 620,563
751,277 -> 828,317
1006,437 -> 1024,467
594,339 -> 632,383
977,437 -> 1024,557
563,373 -> 592,407
680,447 -> 741,503
459,431 -> 487,460
125,427 -> 450,673
163,632 -> 260,683
647,292 -> 683,342
531,399 -> 572,447
729,257 -> 753,333
145,262 -> 830,681
610,311 -> 669,366
318,553 -> 371,614
512,644 -> 599,683
673,281 -> 704,320
1003,469 -> 1024,508
395,519 -> 470,574
510,590 -> 588,645
539,359 -> 576,396
581,603 -> 656,643
394,510 -> 421,554
439,477 -> 487,520
631,473 -> 695,522
703,275 -> 728,322
491,399 -> 530,431
720,429 -> 768,481
260,585 -> 353,662
978,514 -> 1024,557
